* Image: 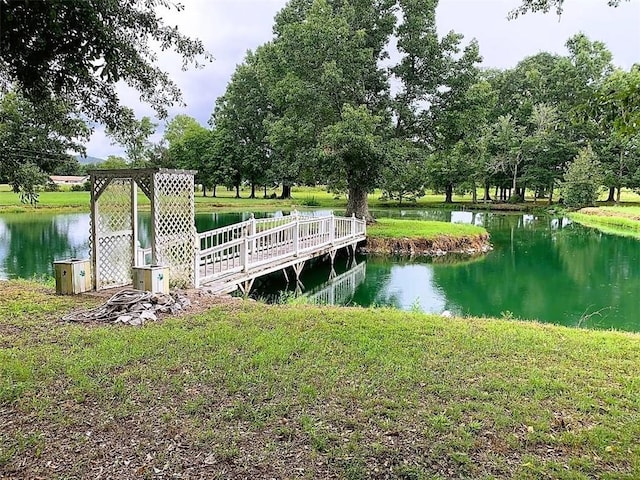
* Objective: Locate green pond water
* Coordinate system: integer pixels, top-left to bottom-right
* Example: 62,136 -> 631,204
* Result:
0,209 -> 638,331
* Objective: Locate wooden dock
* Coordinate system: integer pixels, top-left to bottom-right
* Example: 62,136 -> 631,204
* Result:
192,212 -> 367,295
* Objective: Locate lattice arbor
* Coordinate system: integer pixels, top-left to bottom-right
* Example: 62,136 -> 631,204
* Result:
90,169 -> 196,291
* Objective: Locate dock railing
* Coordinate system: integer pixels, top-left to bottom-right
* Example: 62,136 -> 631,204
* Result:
196,212 -> 366,287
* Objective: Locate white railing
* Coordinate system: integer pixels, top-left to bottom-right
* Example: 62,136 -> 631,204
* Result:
196,212 -> 366,286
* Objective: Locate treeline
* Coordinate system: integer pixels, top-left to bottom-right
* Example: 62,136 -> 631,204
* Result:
1,0 -> 638,213
178,0 -> 639,216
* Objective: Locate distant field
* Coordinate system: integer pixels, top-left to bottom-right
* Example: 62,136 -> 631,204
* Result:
0,184 -> 638,213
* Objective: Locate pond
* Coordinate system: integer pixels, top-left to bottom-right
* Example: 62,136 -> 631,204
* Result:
1,209 -> 638,331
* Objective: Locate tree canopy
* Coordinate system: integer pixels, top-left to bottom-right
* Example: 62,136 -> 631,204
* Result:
509,0 -> 629,18
0,0 -> 211,133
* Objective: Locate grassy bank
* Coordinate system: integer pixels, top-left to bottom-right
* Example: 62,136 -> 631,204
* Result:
2,281 -> 639,479
3,184 -> 639,214
367,218 -> 487,239
570,206 -> 640,238
365,218 -> 490,255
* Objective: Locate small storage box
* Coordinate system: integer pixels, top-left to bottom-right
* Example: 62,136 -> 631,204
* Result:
53,259 -> 92,295
132,266 -> 169,294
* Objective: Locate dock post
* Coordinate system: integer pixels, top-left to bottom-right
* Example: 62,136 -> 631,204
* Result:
242,236 -> 249,271
293,216 -> 300,257
352,213 -> 356,239
239,278 -> 255,298
329,214 -> 335,244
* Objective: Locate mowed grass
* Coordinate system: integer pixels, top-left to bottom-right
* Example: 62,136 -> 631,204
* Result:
570,206 -> 640,238
367,217 -> 487,239
2,281 -> 640,479
5,183 -> 639,213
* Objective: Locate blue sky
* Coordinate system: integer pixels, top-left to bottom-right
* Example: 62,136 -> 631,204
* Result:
86,0 -> 640,158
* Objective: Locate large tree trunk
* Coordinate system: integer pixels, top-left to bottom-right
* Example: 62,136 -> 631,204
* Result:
250,182 -> 256,199
483,182 -> 492,202
444,184 -> 453,203
212,184 -> 217,198
548,182 -> 554,205
471,181 -> 477,204
264,185 -> 268,198
616,186 -> 621,204
346,186 -> 373,222
280,184 -> 292,199
235,184 -> 240,198
606,186 -> 615,202
202,184 -> 207,197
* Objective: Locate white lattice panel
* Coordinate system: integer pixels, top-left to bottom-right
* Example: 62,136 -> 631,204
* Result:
153,173 -> 196,288
94,179 -> 133,289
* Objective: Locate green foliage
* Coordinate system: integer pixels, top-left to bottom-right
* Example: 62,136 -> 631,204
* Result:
0,91 -> 89,201
212,50 -> 273,197
106,114 -> 157,167
12,163 -> 49,205
300,196 -> 321,207
43,182 -> 60,192
0,0 -> 211,135
563,146 -> 604,209
509,0 -> 628,18
380,139 -> 428,204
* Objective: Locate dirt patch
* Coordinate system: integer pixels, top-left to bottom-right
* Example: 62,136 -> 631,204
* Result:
361,233 -> 492,256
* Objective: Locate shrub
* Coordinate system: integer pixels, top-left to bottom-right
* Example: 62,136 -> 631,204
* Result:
70,183 -> 88,192
44,181 -> 60,192
301,196 -> 321,206
562,146 -> 603,209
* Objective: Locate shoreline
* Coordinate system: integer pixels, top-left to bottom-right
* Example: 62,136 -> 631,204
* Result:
360,233 -> 492,256
569,207 -> 640,238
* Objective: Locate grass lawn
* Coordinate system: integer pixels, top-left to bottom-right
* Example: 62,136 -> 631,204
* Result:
569,206 -> 640,238
367,218 -> 487,240
4,184 -> 639,214
2,281 -> 640,479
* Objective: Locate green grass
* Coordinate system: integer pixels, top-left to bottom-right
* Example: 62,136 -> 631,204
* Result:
367,217 -> 487,239
6,184 -> 639,214
2,281 -> 639,478
569,207 -> 640,239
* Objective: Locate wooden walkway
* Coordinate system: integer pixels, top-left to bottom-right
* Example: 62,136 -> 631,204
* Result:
194,212 -> 367,295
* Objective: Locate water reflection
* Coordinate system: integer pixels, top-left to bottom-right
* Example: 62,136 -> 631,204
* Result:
0,213 -> 90,279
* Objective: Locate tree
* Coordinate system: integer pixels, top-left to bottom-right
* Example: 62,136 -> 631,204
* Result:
320,104 -> 385,220
488,114 -> 526,200
99,155 -> 128,170
380,139 -> 428,204
106,114 -> 157,167
165,117 -> 215,195
164,115 -> 203,148
509,0 -> 629,18
563,146 -> 603,209
213,51 -> 273,199
0,0 -> 211,134
0,90 -> 89,203
392,1 -> 483,203
259,0 -> 393,211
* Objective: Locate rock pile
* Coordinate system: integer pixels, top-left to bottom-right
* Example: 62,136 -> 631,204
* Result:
63,289 -> 192,325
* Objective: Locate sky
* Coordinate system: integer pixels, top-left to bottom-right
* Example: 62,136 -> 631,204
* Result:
86,0 -> 640,159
